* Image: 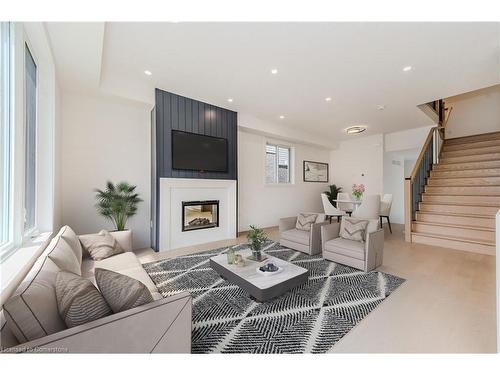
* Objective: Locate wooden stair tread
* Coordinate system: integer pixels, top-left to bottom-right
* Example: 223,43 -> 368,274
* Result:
413,220 -> 494,232
417,210 -> 495,219
410,231 -> 495,246
420,201 -> 499,207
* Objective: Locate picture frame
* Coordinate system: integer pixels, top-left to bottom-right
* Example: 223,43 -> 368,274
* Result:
303,160 -> 329,182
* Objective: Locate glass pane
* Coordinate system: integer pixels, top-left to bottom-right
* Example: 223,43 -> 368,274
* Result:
24,45 -> 37,232
265,144 -> 277,183
0,22 -> 10,246
277,146 -> 290,183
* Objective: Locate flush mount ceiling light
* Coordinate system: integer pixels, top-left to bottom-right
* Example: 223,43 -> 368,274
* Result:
279,115 -> 285,119
345,125 -> 367,135
377,105 -> 385,110
227,98 -> 233,102
144,70 -> 152,76
325,97 -> 332,102
271,68 -> 278,75
402,66 -> 412,72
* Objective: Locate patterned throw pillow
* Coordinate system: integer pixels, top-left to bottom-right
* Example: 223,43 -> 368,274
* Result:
55,271 -> 112,328
79,230 -> 124,261
340,217 -> 369,242
295,213 -> 318,231
95,268 -> 154,313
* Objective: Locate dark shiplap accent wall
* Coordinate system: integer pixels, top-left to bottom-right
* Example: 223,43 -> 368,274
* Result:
155,88 -> 238,180
152,88 -> 238,251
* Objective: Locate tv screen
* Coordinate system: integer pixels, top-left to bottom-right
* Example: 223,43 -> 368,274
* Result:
172,130 -> 228,172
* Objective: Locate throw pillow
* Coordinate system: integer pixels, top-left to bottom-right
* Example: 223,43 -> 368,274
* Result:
95,268 -> 154,313
340,217 -> 369,242
79,230 -> 124,261
55,271 -> 112,328
295,213 -> 318,231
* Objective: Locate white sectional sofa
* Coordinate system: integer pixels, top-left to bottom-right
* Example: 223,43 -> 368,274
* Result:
0,226 -> 192,353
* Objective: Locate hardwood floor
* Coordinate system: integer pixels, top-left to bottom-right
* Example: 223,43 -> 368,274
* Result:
135,223 -> 497,353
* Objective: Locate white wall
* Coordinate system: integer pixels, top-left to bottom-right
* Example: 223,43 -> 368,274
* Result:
60,91 -> 152,248
445,84 -> 500,139
238,129 -> 331,231
329,134 -> 384,196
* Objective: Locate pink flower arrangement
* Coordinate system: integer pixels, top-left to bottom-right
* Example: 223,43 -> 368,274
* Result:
352,184 -> 365,200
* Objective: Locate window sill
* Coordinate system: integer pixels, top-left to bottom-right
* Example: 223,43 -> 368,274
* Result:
264,182 -> 295,187
0,231 -> 52,303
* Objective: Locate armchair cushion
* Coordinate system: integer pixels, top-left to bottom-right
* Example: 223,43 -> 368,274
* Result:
295,213 -> 318,231
280,228 -> 310,246
324,238 -> 365,260
339,217 -> 369,242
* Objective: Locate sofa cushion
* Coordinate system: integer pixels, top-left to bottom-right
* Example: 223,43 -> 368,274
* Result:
86,252 -> 162,301
45,235 -> 82,276
95,269 -> 154,313
340,217 -> 369,242
295,213 -> 318,231
79,230 -> 124,261
55,271 -> 112,328
324,237 -> 365,260
3,257 -> 66,344
281,228 -> 310,246
57,226 -> 83,267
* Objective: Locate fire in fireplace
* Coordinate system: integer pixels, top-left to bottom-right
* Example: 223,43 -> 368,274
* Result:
182,200 -> 219,231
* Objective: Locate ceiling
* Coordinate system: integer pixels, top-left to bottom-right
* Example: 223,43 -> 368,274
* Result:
46,22 -> 500,143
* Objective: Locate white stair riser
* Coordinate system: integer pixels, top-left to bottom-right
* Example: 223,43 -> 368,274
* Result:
411,233 -> 495,256
425,185 -> 500,195
412,223 -> 494,242
415,212 -> 495,229
427,176 -> 500,186
419,203 -> 499,215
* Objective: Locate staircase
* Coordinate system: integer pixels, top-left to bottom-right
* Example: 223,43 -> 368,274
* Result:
410,131 -> 500,255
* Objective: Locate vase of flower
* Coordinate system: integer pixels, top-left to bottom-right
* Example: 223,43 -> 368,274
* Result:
352,184 -> 365,201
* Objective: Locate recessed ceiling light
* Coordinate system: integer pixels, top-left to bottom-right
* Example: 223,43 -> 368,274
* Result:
325,97 -> 332,102
144,70 -> 152,76
345,125 -> 367,135
402,66 -> 412,72
271,68 -> 278,75
227,98 -> 233,103
279,115 -> 285,119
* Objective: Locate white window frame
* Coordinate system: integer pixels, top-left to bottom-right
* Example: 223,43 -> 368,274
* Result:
264,140 -> 295,186
22,40 -> 38,239
0,22 -> 15,260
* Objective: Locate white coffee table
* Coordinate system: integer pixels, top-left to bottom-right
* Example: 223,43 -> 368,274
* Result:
209,248 -> 309,302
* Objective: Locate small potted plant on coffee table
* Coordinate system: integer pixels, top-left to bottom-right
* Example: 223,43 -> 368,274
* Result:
246,225 -> 268,261
95,181 -> 142,250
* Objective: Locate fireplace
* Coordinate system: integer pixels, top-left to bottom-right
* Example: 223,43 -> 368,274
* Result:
182,200 -> 219,232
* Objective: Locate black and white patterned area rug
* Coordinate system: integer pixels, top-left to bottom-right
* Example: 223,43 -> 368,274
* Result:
142,241 -> 405,354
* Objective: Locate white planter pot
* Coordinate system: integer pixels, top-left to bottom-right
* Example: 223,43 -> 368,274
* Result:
110,229 -> 133,252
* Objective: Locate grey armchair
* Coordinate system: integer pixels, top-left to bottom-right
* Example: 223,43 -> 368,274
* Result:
321,220 -> 384,272
279,213 -> 329,255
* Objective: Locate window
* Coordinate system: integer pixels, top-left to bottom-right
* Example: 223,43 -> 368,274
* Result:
265,143 -> 291,184
0,22 -> 12,249
24,45 -> 37,233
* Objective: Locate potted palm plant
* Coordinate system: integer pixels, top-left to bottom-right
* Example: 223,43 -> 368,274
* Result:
324,184 -> 342,207
246,225 -> 268,261
95,181 -> 142,251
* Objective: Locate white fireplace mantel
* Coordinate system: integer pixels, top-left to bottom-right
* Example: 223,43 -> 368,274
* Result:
159,178 -> 237,251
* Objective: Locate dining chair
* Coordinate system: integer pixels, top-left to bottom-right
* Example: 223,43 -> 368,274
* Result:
379,194 -> 393,233
337,192 -> 354,216
321,193 -> 346,223
352,194 -> 381,220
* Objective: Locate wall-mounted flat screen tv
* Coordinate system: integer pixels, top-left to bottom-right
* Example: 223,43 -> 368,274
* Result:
172,130 -> 228,172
